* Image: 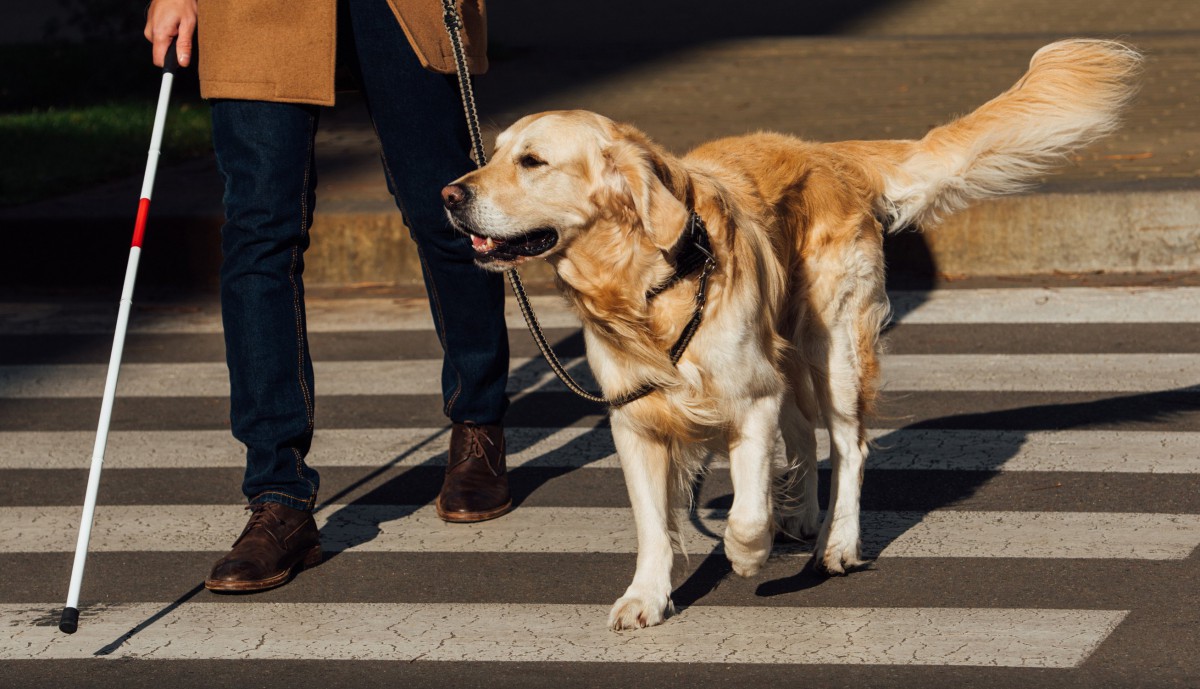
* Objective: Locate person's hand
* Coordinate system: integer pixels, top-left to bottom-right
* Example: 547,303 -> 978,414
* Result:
144,0 -> 198,68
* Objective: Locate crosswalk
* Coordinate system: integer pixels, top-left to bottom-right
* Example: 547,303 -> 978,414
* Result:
0,285 -> 1197,684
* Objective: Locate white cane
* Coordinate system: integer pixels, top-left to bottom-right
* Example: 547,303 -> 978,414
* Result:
58,40 -> 181,635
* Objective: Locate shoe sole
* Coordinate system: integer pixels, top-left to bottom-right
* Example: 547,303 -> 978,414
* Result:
204,544 -> 323,593
435,498 -> 514,524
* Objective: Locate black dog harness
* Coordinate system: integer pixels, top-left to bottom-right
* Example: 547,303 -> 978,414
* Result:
608,211 -> 718,407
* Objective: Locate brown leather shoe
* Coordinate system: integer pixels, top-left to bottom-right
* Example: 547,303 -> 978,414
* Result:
205,502 -> 322,593
436,422 -> 512,523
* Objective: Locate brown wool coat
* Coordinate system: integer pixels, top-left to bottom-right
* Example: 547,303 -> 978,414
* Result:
197,0 -> 487,106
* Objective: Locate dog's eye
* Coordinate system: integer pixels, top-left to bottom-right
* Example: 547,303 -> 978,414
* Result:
519,154 -> 547,169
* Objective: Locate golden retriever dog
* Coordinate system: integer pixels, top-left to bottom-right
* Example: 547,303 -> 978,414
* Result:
442,39 -> 1140,630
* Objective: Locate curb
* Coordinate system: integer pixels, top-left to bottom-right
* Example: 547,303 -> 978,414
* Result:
5,187 -> 1196,291
902,188 -> 1200,277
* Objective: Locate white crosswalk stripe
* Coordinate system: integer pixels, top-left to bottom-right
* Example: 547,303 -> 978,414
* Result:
4,428 -> 1199,472
889,287 -> 1200,324
3,505 -> 1198,558
0,286 -> 1196,675
2,286 -> 1199,335
3,352 -> 1198,397
0,603 -> 1126,667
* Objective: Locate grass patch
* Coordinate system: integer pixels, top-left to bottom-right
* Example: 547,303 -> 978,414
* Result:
0,101 -> 212,207
0,40 -> 210,206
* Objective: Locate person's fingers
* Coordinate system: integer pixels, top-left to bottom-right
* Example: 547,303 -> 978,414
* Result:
145,1 -> 170,66
175,15 -> 196,68
143,0 -> 156,42
152,29 -> 172,68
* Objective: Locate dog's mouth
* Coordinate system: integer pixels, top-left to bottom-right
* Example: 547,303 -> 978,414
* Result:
470,228 -> 559,263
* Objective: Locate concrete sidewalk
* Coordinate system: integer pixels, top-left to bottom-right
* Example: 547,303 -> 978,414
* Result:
2,0 -> 1197,290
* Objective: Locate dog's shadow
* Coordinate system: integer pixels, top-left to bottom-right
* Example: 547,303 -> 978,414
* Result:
733,385 -> 1200,599
672,242 -> 1200,603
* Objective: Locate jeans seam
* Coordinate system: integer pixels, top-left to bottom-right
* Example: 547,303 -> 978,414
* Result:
292,112 -> 316,502
291,447 -> 316,509
290,246 -> 313,427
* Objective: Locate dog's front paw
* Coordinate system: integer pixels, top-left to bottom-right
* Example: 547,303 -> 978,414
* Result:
813,543 -> 868,575
812,519 -> 867,575
724,520 -> 772,578
608,590 -> 675,631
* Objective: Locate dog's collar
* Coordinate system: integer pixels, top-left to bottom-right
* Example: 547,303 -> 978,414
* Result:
645,211 -> 716,300
609,211 -> 718,408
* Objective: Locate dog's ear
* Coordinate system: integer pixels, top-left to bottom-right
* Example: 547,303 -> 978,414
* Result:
602,125 -> 690,251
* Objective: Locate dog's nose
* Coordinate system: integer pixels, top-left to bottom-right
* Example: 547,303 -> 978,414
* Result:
441,184 -> 471,210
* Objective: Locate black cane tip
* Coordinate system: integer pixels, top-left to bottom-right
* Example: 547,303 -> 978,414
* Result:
59,607 -> 79,634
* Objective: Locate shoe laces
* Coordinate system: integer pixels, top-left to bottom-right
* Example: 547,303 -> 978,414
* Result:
245,503 -> 281,525
463,424 -> 494,459
449,423 -> 499,473
235,504 -> 285,545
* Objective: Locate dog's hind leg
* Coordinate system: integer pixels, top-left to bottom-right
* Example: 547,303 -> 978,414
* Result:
608,415 -> 677,630
724,393 -> 784,577
775,390 -> 821,542
811,323 -> 872,575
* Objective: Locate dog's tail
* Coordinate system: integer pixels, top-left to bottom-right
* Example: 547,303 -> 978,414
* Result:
873,39 -> 1141,232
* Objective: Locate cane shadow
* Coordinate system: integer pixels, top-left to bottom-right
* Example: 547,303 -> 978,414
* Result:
749,385 -> 1200,598
313,330 -> 613,562
83,333 -> 601,653
91,583 -> 206,656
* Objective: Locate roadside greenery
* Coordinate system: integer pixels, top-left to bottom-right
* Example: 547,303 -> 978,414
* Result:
0,102 -> 211,206
1,39 -> 212,207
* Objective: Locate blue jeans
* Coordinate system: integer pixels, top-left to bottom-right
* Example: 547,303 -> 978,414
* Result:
211,0 -> 509,511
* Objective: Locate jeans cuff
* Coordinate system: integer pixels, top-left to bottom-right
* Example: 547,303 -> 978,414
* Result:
249,491 -> 315,512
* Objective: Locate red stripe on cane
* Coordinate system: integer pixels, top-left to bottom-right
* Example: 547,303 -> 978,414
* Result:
131,198 -> 151,248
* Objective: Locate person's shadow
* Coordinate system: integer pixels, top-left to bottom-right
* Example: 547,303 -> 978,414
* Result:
314,329 -> 615,560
